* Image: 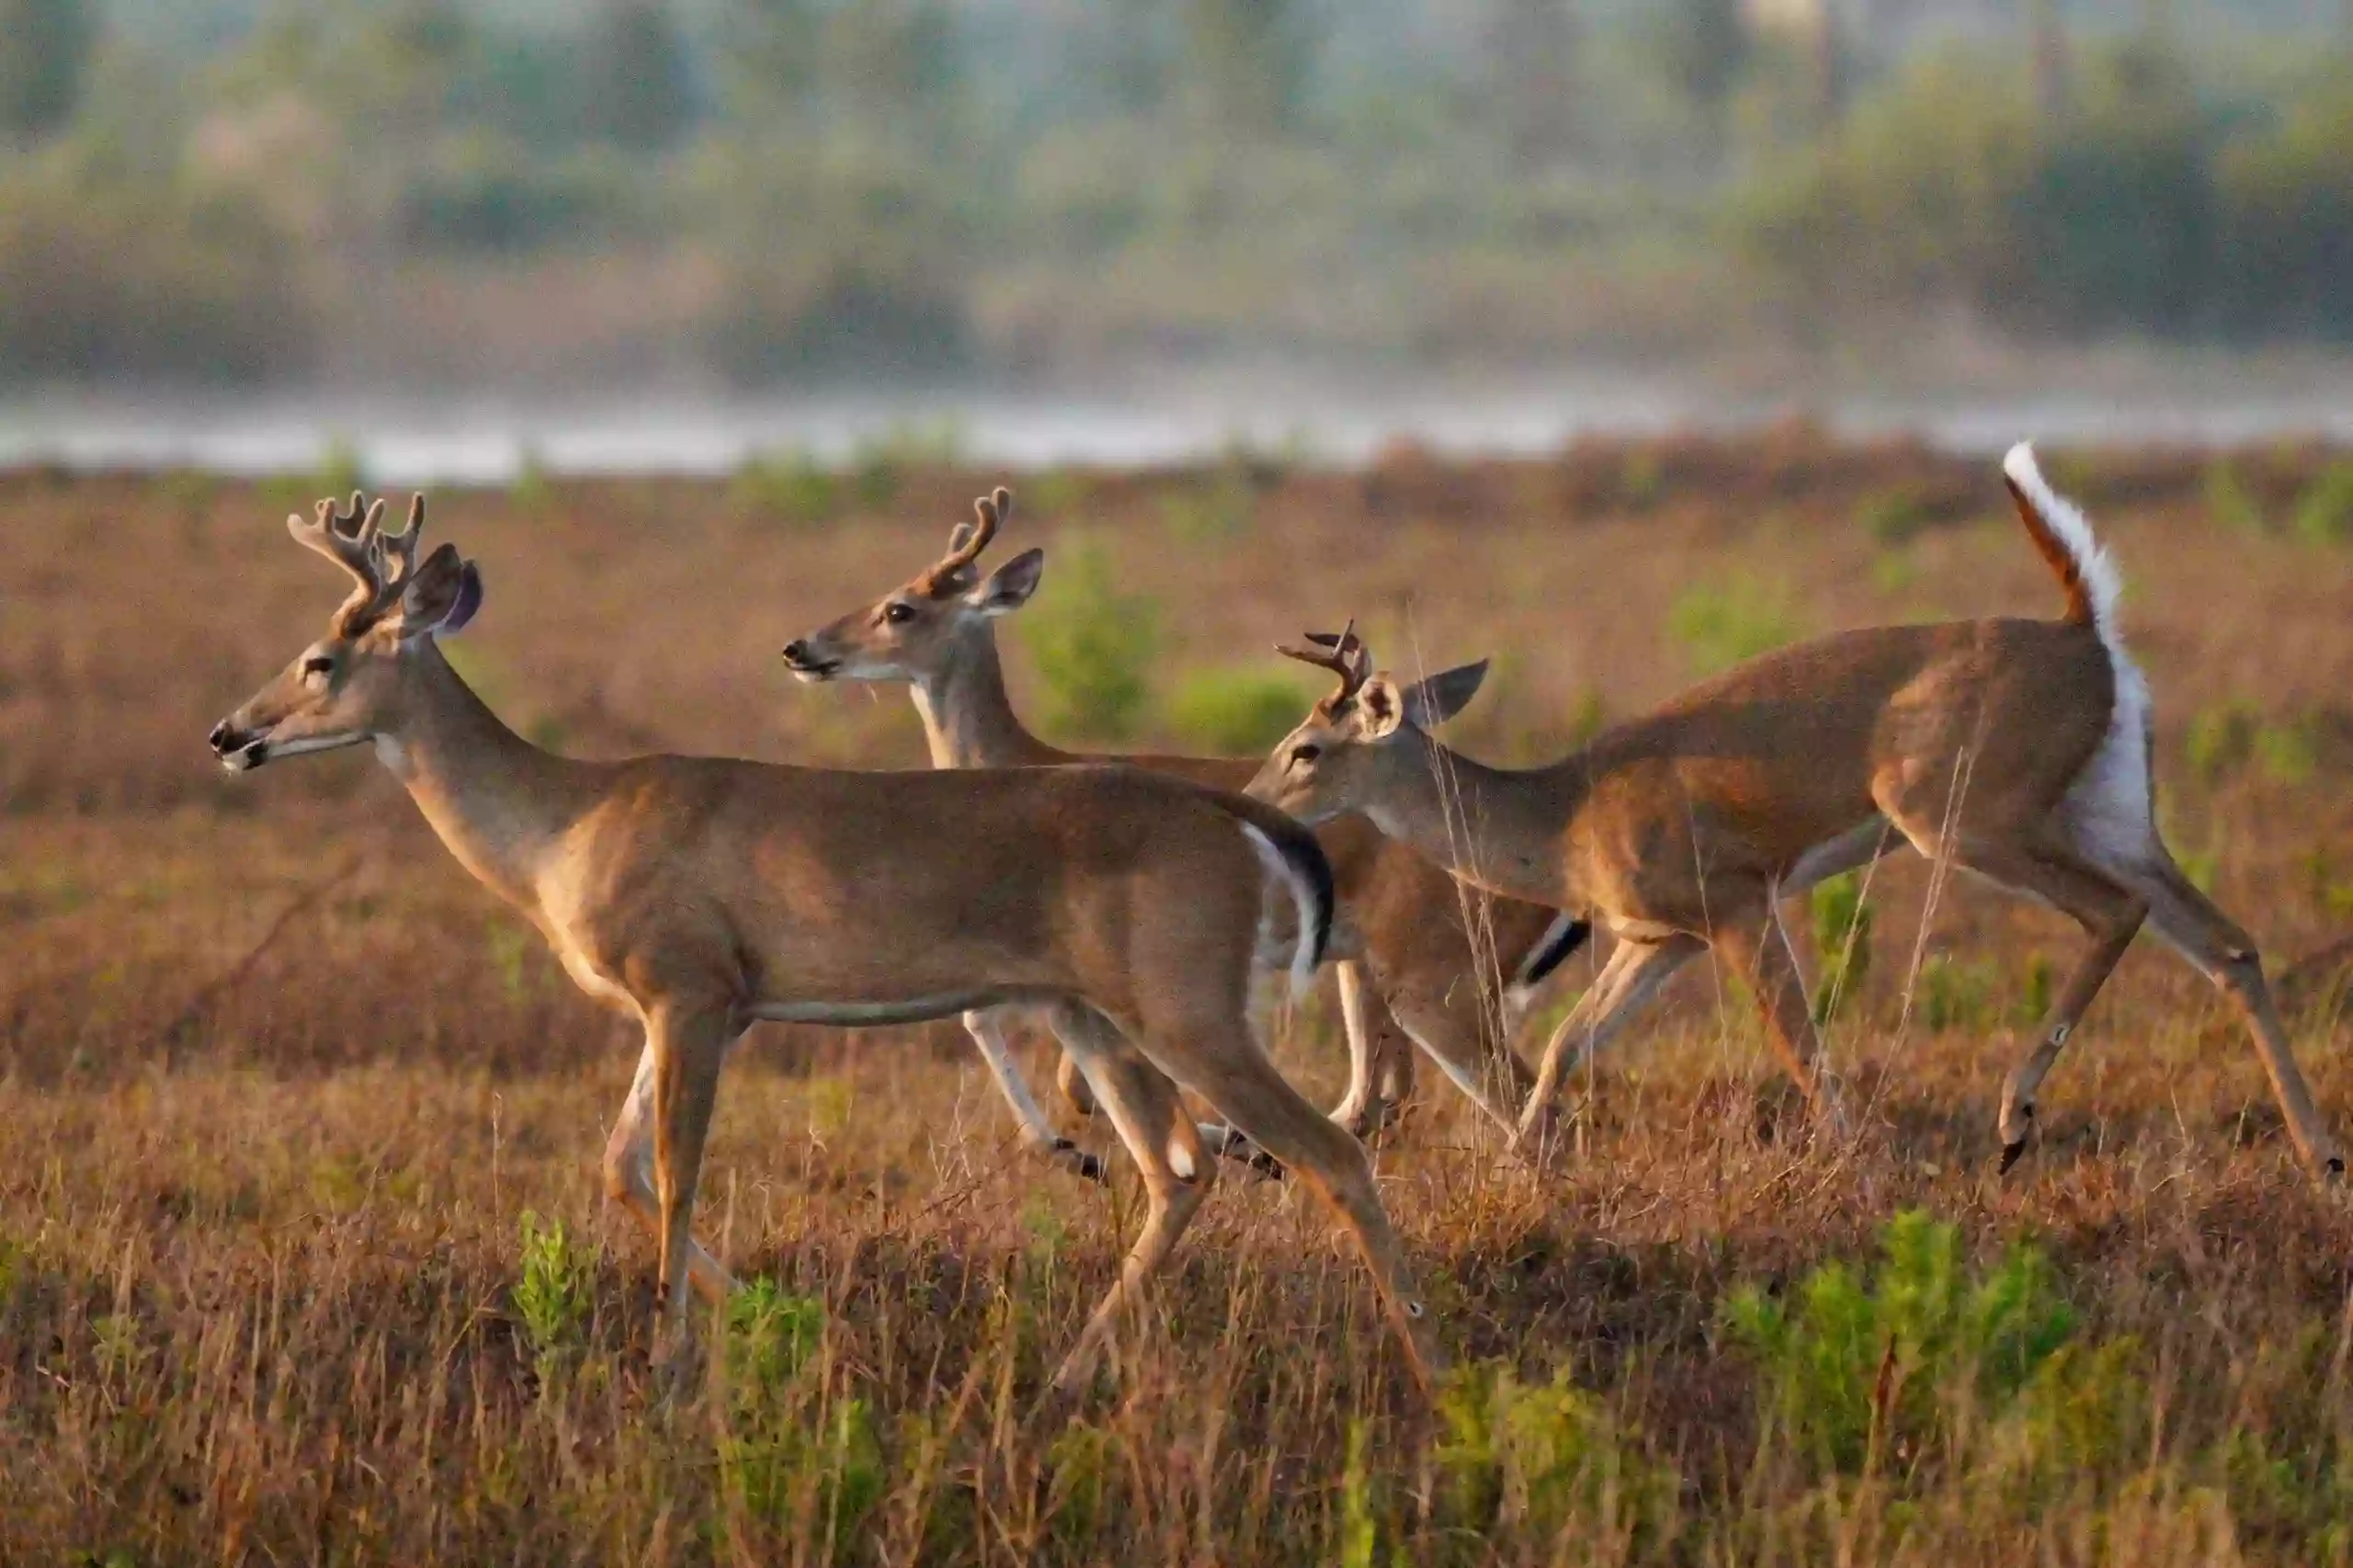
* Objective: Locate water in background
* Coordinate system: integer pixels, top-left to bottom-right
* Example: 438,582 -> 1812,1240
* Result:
6,372 -> 2353,482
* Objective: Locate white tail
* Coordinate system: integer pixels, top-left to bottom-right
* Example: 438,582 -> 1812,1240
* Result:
2003,441 -> 2124,634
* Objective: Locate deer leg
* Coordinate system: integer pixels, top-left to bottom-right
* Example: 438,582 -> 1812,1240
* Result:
2131,852 -> 2344,1179
1974,844 -> 2146,1171
1055,1047 -> 1097,1118
1516,935 -> 1704,1153
1384,977 -> 1536,1141
1047,1006 -> 1269,1180
602,1035 -> 737,1302
646,998 -> 734,1355
963,1008 -> 1106,1183
1893,828 -> 2149,1170
1040,1015 -> 1213,1404
1135,1020 -> 1446,1396
1711,909 -> 1845,1128
1329,960 -> 1383,1136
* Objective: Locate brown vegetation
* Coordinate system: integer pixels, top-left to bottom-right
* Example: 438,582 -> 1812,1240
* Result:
3,432 -> 2351,1562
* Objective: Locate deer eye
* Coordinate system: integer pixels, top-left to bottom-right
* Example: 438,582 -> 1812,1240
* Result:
882,601 -> 916,625
301,653 -> 335,683
1290,743 -> 1322,767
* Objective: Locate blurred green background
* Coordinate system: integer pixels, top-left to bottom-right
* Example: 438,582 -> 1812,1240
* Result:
3,0 -> 2351,393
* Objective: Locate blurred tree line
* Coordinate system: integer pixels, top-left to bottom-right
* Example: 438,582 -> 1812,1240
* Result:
1,0 -> 2351,387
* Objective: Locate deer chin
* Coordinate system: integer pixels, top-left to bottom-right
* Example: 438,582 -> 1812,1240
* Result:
221,728 -> 370,771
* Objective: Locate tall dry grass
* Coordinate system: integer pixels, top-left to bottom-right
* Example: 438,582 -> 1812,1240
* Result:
3,433 -> 2351,1562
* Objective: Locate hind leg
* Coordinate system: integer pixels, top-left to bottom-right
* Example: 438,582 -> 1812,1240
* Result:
2131,853 -> 2344,1178
1135,1021 -> 1445,1393
1517,934 -> 1703,1153
1055,1046 -> 1097,1118
1041,1009 -> 1215,1401
1381,970 -> 1535,1142
1331,960 -> 1411,1138
1710,907 -> 1847,1131
1882,812 -> 2150,1168
961,1008 -> 1106,1183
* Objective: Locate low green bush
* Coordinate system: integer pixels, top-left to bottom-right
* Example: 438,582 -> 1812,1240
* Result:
1165,665 -> 1312,755
1016,537 -> 1161,742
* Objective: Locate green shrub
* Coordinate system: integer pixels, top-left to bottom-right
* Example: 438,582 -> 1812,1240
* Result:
1165,665 -> 1312,755
1915,953 -> 1998,1033
1666,574 -> 1808,676
1722,1210 -> 2078,1477
1338,1418 -> 1381,1568
485,922 -> 536,1004
1858,485 -> 1931,545
2203,459 -> 2268,537
1016,537 -> 1161,741
1567,686 -> 1610,746
312,438 -> 369,506
512,1210 -> 595,1381
731,448 -> 842,527
1432,1360 -> 1680,1551
2254,719 -> 2320,786
1159,462 -> 1257,544
508,448 -> 554,515
2013,951 -> 2056,1030
1045,1425 -> 1118,1549
2291,462 -> 2353,546
1617,449 -> 1665,511
724,1278 -> 827,1395
1810,871 -> 1874,1025
717,1281 -> 881,1548
2185,699 -> 2258,782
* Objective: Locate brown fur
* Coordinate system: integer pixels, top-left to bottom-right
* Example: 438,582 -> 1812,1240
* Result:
212,494 -> 1444,1401
1250,460 -> 2343,1181
787,493 -> 1574,1142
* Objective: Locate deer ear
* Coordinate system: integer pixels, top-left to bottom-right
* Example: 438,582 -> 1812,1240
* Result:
1357,676 -> 1407,740
972,548 -> 1044,616
1402,660 -> 1488,729
398,544 -> 482,640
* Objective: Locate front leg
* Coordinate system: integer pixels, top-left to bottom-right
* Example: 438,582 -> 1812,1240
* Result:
602,1036 -> 738,1301
962,1007 -> 1106,1182
645,995 -> 736,1352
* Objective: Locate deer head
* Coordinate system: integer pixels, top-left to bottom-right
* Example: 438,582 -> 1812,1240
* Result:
209,493 -> 483,772
782,485 -> 1044,684
1246,625 -> 1489,824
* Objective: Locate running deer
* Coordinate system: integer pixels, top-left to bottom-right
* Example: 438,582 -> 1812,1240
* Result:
782,488 -> 1591,1154
1245,446 -> 2343,1180
209,493 -> 1446,1396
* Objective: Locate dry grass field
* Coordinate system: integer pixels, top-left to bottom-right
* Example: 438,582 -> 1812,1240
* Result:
3,430 -> 2351,1564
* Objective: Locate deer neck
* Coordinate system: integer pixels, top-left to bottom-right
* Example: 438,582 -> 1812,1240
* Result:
1356,733 -> 1588,909
375,642 -> 595,909
908,630 -> 1064,770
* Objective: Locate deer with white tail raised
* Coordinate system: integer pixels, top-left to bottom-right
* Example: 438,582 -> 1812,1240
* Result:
210,493 -> 1447,1400
783,487 -> 1591,1159
1245,446 -> 2343,1181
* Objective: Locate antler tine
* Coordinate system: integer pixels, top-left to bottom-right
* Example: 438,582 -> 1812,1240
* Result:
935,488 -> 1006,577
1276,617 -> 1369,707
288,493 -> 381,599
369,493 -> 426,587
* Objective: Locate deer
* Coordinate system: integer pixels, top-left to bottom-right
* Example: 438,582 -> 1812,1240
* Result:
781,487 -> 1593,1164
207,492 -> 1447,1399
1245,445 -> 2344,1182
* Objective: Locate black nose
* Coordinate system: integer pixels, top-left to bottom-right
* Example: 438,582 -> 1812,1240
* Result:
782,640 -> 810,665
209,720 -> 234,754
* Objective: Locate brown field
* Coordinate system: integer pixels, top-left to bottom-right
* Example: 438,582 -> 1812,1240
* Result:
3,431 -> 2352,1565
